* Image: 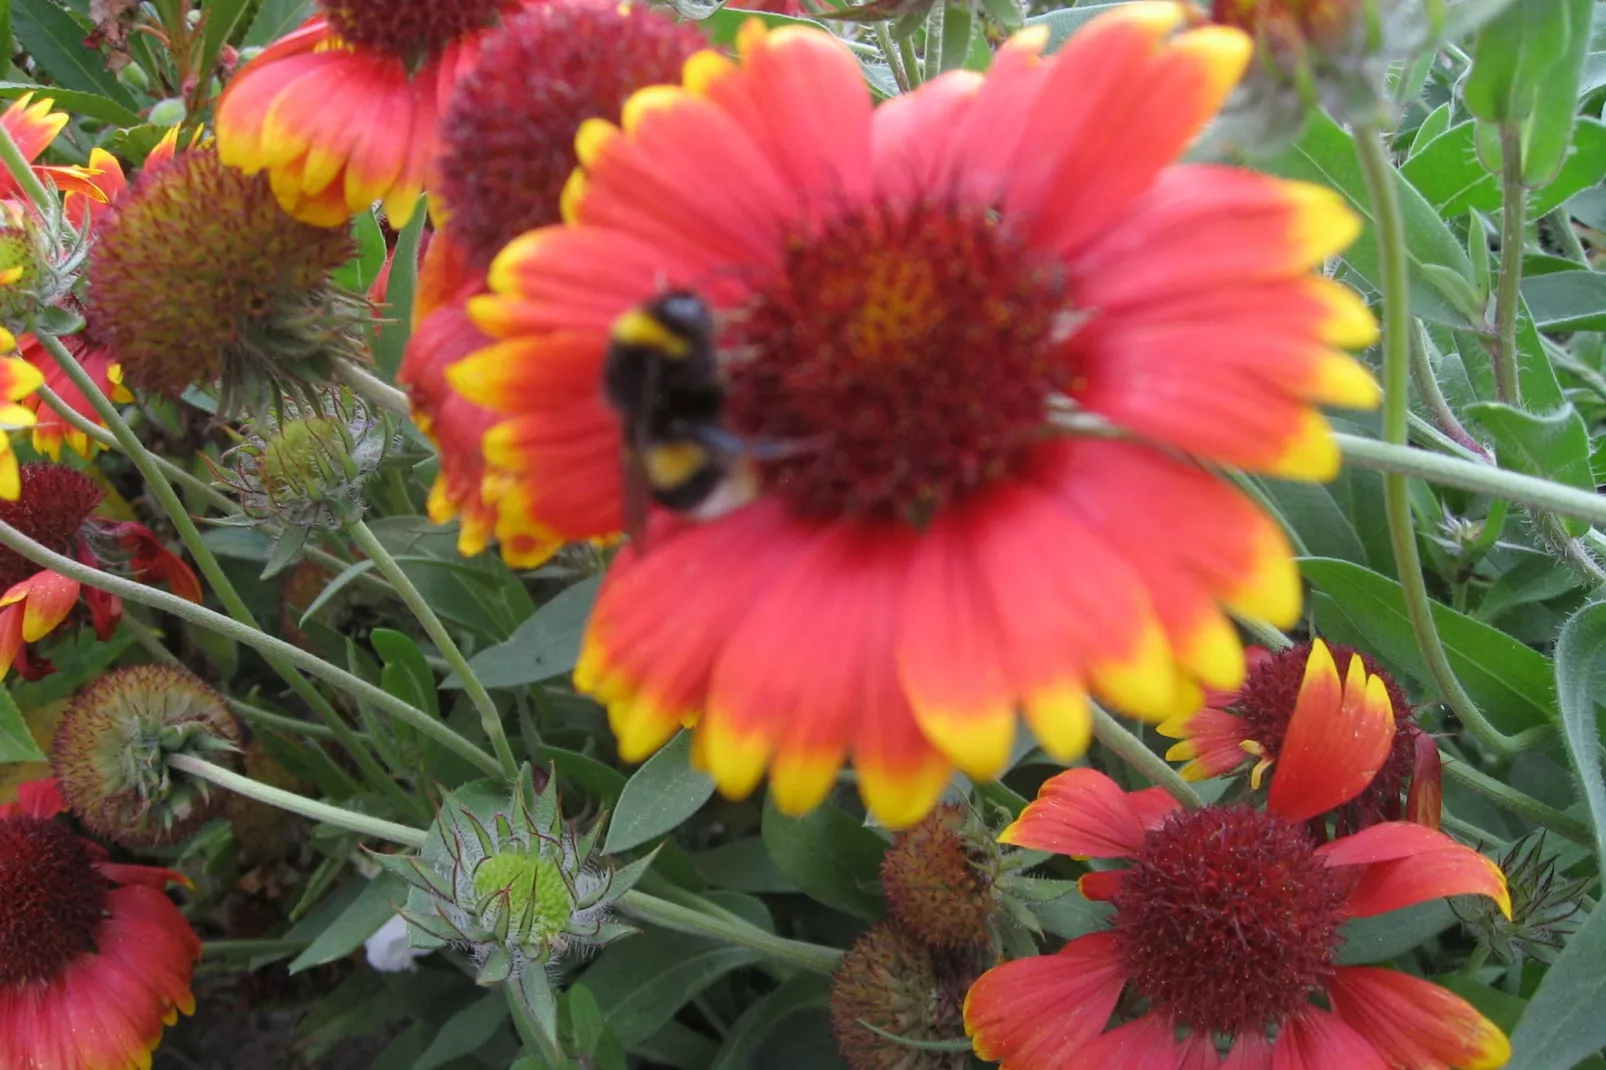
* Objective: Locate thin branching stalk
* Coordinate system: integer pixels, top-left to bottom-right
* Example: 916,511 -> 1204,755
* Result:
1410,323 -> 1488,458
347,517 -> 519,779
0,515 -> 503,776
1353,126 -> 1518,758
1092,706 -> 1203,808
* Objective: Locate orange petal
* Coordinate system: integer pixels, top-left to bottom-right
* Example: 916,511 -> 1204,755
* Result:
1268,641 -> 1395,824
999,767 -> 1149,858
1327,967 -> 1510,1070
963,932 -> 1127,1068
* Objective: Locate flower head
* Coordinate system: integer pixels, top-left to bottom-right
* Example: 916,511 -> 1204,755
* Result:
881,804 -> 999,949
0,94 -> 112,217
829,921 -> 986,1070
402,0 -> 705,563
14,325 -> 132,462
51,665 -> 244,847
85,144 -> 362,415
376,769 -> 652,1032
449,5 -> 1380,826
963,702 -> 1512,1067
0,777 -> 202,1070
0,463 -> 202,679
216,0 -> 538,227
1160,638 -> 1443,830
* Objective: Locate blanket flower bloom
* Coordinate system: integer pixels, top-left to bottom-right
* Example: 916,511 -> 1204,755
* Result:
216,0 -> 539,227
0,94 -> 111,214
0,463 -> 202,679
962,653 -> 1512,1069
0,777 -> 201,1070
402,0 -> 705,561
1160,638 -> 1443,829
451,3 -> 1381,826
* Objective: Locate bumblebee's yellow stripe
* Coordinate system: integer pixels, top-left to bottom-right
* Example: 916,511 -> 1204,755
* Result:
612,308 -> 694,359
644,442 -> 709,490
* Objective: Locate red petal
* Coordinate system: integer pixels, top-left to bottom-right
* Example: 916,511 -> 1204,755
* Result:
1128,786 -> 1183,830
1405,731 -> 1443,829
964,932 -> 1127,1069
1327,967 -> 1511,1070
1342,849 -> 1512,920
1317,820 -> 1455,866
1067,1015 -> 1183,1069
1270,1009 -> 1389,1070
999,768 -> 1147,858
1222,1032 -> 1273,1070
18,776 -> 66,818
1179,1032 -> 1223,1070
1268,640 -> 1395,824
1078,869 -> 1125,902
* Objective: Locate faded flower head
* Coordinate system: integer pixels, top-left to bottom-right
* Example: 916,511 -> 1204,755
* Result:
376,768 -> 652,1037
829,920 -> 987,1070
85,145 -> 363,415
881,804 -> 1000,949
51,664 -> 244,847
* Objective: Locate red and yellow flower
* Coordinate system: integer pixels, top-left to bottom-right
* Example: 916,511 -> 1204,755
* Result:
0,777 -> 201,1070
1161,638 -> 1443,829
0,93 -> 112,216
399,0 -> 707,561
0,330 -> 45,500
216,0 -> 541,227
449,2 -> 1381,826
0,463 -> 202,679
963,648 -> 1511,1068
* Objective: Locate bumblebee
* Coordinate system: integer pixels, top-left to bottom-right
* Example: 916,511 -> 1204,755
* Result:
603,290 -> 758,544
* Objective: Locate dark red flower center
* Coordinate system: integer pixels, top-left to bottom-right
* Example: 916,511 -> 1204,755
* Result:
1110,805 -> 1347,1039
435,0 -> 707,270
0,814 -> 108,985
321,0 -> 510,64
724,201 -> 1071,523
0,464 -> 102,592
1237,642 -> 1419,825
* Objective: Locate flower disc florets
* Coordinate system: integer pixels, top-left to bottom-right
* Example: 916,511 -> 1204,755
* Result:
881,804 -> 999,948
0,462 -> 102,590
86,147 -> 362,414
0,810 -> 106,984
1111,805 -> 1346,1037
321,0 -> 509,65
51,664 -> 244,847
434,0 -> 707,269
377,769 -> 652,1032
828,920 -> 985,1070
724,199 -> 1068,524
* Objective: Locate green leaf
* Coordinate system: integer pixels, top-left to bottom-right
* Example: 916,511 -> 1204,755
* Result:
12,1 -> 137,108
1523,270 -> 1606,332
583,928 -> 762,1047
0,80 -> 139,126
197,0 -> 252,82
333,207 -> 389,294
1023,3 -> 1124,50
537,743 -> 629,806
288,874 -> 406,974
605,731 -> 716,854
371,628 -> 440,719
690,838 -> 798,893
0,685 -> 44,763
1301,557 -> 1556,734
1335,901 -> 1457,964
1553,602 -> 1606,863
935,3 -> 973,73
1251,111 -> 1475,328
1476,551 -> 1583,624
711,975 -> 830,1070
414,992 -> 511,1070
1507,901 -> 1606,1070
0,1 -> 11,72
761,794 -> 886,920
450,576 -> 600,689
1398,116 -> 1606,219
374,200 -> 427,381
243,0 -> 313,46
1464,401 -> 1595,533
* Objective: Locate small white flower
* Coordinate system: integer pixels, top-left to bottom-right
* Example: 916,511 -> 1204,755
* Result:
365,913 -> 428,973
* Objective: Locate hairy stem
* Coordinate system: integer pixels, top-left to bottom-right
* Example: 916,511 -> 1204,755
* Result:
1092,705 -> 1203,808
1442,755 -> 1594,847
347,517 -> 518,779
1493,123 -> 1526,405
334,358 -> 412,416
1353,127 -> 1515,757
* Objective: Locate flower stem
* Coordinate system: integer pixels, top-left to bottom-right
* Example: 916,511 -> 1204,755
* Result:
168,753 -> 429,847
616,890 -> 843,975
30,331 -> 431,780
1336,432 -> 1606,526
0,515 -> 503,776
875,22 -> 911,93
1441,754 -> 1594,847
1493,123 -> 1527,405
346,517 -> 518,779
229,696 -> 341,740
334,358 -> 411,416
1409,322 -> 1488,459
1092,705 -> 1203,808
1352,127 -> 1516,758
